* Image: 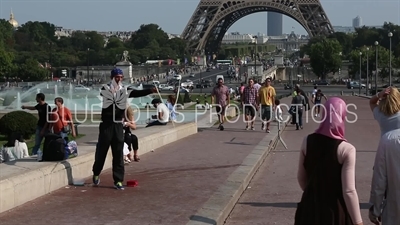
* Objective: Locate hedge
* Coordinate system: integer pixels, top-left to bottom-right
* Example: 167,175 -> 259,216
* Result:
0,110 -> 37,139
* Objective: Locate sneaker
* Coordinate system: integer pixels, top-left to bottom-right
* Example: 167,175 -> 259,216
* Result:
251,126 -> 255,131
246,125 -> 249,130
93,175 -> 100,186
261,123 -> 265,130
114,182 -> 125,190
219,125 -> 224,131
266,129 -> 270,133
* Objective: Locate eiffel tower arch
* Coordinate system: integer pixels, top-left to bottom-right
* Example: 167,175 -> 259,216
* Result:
181,0 -> 334,55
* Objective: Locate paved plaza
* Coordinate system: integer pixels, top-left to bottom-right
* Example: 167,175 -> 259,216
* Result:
0,96 -> 379,225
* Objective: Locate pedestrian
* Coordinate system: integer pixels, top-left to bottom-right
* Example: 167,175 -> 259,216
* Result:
92,68 -> 156,190
21,93 -> 51,156
211,77 -> 230,130
242,78 -> 258,130
312,89 -> 327,117
258,78 -> 276,132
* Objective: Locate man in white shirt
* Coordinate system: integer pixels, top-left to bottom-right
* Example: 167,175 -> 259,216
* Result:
146,98 -> 169,127
254,80 -> 262,91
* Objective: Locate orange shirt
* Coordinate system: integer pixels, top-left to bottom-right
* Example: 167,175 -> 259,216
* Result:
51,107 -> 72,133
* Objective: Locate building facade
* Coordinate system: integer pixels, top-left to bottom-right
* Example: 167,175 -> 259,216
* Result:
267,12 -> 283,36
352,16 -> 362,28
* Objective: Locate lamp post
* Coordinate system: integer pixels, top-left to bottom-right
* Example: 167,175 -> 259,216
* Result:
253,35 -> 258,76
388,32 -> 393,86
366,47 -> 369,95
86,48 -> 90,84
91,67 -> 94,83
359,52 -> 362,95
374,41 -> 379,92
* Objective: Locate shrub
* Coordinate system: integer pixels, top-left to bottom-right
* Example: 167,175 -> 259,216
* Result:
0,111 -> 37,139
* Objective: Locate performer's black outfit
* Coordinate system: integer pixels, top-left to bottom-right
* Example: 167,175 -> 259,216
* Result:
92,84 -> 152,184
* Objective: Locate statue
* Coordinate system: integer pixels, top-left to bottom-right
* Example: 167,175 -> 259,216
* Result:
121,50 -> 129,62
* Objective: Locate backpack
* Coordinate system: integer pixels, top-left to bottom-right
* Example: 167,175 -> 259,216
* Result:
42,134 -> 66,161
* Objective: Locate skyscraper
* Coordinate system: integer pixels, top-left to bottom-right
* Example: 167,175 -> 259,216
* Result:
267,12 -> 283,36
352,16 -> 362,28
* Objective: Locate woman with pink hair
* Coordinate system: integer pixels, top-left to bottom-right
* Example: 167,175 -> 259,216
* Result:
295,97 -> 363,225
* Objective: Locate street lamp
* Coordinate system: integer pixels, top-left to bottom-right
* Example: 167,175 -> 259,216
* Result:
86,48 -> 90,84
253,35 -> 258,76
388,32 -> 393,86
366,47 -> 369,95
91,67 -> 94,83
374,41 -> 379,92
359,52 -> 362,95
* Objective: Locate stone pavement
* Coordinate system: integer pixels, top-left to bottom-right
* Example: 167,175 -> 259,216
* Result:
224,96 -> 378,225
0,108 -> 288,225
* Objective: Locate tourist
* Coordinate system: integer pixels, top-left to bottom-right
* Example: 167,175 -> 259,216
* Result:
211,77 -> 230,130
49,97 -> 76,139
291,91 -> 305,130
312,89 -> 328,117
369,86 -> 400,136
368,86 -> 400,225
241,78 -> 258,130
92,68 -> 156,190
21,93 -> 51,156
166,95 -> 177,122
258,78 -> 276,132
145,99 -> 169,127
295,97 -> 363,225
124,105 -> 139,162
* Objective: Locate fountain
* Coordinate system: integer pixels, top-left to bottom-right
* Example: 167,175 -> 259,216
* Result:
0,81 -> 155,112
16,92 -> 21,109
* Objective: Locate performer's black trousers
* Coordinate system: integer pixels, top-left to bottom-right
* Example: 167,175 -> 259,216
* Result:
92,122 -> 124,183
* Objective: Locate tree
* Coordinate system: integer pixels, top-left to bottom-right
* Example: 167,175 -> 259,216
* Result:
328,32 -> 353,57
18,58 -> 48,81
349,46 -> 390,80
309,38 -> 342,79
0,47 -> 15,80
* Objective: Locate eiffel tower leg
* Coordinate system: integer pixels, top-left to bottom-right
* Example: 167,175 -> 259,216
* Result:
181,0 -> 334,54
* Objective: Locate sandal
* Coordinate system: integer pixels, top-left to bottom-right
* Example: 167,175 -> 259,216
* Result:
134,155 -> 140,162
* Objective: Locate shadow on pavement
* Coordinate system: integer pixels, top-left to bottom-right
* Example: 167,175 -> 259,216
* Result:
188,215 -> 217,224
239,202 -> 297,208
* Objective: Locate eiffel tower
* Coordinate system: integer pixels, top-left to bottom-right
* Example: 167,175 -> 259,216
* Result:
181,0 -> 334,55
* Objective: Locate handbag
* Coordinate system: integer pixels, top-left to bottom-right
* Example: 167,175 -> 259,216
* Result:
289,105 -> 297,115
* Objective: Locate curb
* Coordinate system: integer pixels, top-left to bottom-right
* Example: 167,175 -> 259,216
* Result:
186,120 -> 289,225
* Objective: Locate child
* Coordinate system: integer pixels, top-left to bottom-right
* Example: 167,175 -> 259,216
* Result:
275,99 -> 283,122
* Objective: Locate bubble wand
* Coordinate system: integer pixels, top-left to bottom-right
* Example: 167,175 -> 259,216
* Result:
172,79 -> 182,127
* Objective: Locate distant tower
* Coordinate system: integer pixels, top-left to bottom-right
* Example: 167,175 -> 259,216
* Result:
8,9 -> 18,28
267,12 -> 283,36
352,16 -> 362,28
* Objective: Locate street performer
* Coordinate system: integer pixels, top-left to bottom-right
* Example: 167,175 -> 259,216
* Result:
92,68 -> 156,190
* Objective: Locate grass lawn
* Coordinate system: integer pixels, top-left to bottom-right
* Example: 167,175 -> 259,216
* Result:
0,133 -> 85,155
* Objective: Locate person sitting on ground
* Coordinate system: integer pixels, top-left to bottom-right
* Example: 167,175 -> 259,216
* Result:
124,105 -> 140,162
146,99 -> 169,127
166,95 -> 177,122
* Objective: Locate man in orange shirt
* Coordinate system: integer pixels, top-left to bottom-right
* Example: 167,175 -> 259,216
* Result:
49,97 -> 76,139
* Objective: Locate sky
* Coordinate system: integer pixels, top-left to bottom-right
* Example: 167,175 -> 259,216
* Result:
0,0 -> 399,35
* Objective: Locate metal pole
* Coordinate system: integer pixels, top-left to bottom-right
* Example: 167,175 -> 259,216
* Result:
375,44 -> 378,92
200,64 -> 203,93
359,53 -> 362,95
254,43 -> 257,76
389,37 -> 392,86
86,48 -> 90,84
366,49 -> 369,96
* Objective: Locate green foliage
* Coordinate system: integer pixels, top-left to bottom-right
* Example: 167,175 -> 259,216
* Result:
0,21 -> 187,82
0,111 -> 37,139
309,38 -> 342,79
349,46 -> 391,80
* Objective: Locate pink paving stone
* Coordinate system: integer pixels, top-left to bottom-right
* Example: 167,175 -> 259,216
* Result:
0,114 -> 282,225
225,96 -> 379,224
